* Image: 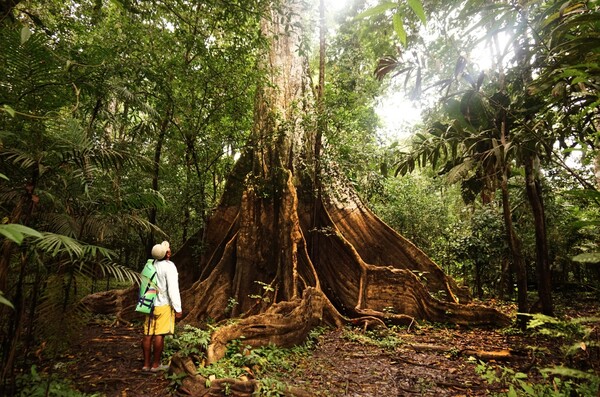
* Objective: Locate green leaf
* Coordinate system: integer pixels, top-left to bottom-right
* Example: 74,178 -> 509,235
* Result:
519,381 -> 535,395
541,366 -> 600,381
20,26 -> 32,44
355,2 -> 397,19
0,224 -> 43,244
571,220 -> 600,229
35,233 -> 84,258
393,13 -> 407,46
572,253 -> 600,264
0,291 -> 14,310
514,372 -> 528,379
566,188 -> 600,201
407,0 -> 427,26
1,105 -> 16,117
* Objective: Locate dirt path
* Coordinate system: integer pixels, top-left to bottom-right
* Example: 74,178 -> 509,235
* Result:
63,321 -> 535,397
58,295 -> 599,397
67,321 -> 171,397
275,327 -> 535,396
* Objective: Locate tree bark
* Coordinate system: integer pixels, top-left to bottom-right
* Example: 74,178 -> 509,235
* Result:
524,153 -> 553,315
595,151 -> 600,188
499,113 -> 528,315
500,169 -> 527,314
147,107 -> 171,252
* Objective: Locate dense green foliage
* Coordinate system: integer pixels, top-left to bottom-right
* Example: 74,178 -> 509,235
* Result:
163,324 -> 325,396
476,313 -> 600,396
0,0 -> 269,389
353,0 -> 600,307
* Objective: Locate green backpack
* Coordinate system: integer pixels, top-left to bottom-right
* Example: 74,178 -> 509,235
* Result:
135,259 -> 158,314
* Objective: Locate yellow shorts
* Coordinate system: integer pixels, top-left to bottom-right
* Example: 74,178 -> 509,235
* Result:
144,305 -> 175,336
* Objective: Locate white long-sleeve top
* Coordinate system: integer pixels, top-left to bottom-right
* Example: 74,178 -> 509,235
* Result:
153,259 -> 182,313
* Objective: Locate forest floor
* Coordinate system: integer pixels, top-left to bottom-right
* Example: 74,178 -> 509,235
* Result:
45,293 -> 599,396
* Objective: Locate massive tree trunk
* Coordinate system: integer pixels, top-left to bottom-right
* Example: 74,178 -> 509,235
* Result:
83,0 -> 510,393
179,0 -> 508,348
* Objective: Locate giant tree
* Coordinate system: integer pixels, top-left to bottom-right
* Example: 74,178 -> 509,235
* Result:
72,0 -> 512,394
163,0 -> 509,393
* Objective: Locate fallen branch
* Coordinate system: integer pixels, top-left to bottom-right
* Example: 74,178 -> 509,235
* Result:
408,343 -> 515,361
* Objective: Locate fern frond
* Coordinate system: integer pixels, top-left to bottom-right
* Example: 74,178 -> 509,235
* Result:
2,149 -> 40,170
121,190 -> 166,211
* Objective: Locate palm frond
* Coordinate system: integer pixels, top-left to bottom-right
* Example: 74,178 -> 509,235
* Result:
2,149 -> 41,171
0,224 -> 43,244
112,84 -> 160,118
42,214 -> 79,238
116,213 -> 165,235
94,261 -> 140,285
1,28 -> 72,114
120,190 -> 166,211
34,232 -> 117,260
45,117 -> 146,173
73,258 -> 139,286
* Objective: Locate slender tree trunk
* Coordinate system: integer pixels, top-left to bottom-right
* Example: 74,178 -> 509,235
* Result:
0,249 -> 28,387
514,2 -> 553,316
498,108 -> 528,314
0,180 -> 37,292
0,173 -> 39,387
23,269 -> 41,370
498,257 -> 513,300
183,144 -> 194,243
146,108 -> 171,252
524,153 -> 553,315
595,151 -> 600,188
475,261 -> 483,299
500,167 -> 528,311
